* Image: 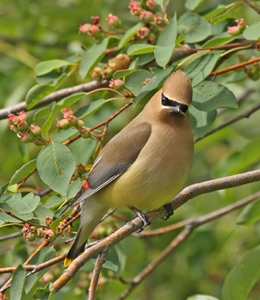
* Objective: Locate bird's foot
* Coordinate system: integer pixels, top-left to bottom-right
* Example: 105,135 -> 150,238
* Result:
130,206 -> 151,232
163,203 -> 174,220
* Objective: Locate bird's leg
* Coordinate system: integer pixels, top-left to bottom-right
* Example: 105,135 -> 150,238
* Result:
163,203 -> 174,220
130,206 -> 151,231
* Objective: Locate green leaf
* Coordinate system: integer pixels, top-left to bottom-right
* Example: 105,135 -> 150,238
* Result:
51,128 -> 78,143
43,195 -> 64,209
35,71 -> 63,85
37,143 -> 76,194
41,102 -> 58,134
117,22 -> 144,50
202,33 -> 235,47
103,248 -> 119,272
25,84 -> 56,110
113,58 -> 139,78
205,3 -> 243,24
189,105 -> 217,137
134,66 -> 176,103
75,99 -> 106,119
133,66 -> 175,104
187,295 -> 219,300
127,44 -> 156,56
236,198 -> 260,226
214,139 -> 260,178
178,12 -> 211,43
0,210 -> 21,224
79,38 -> 109,79
125,70 -> 152,96
193,81 -> 237,112
25,247 -> 56,294
154,14 -> 177,67
66,178 -> 84,200
7,192 -> 40,214
185,0 -> 206,11
10,265 -> 26,300
57,92 -> 86,107
33,106 -> 53,120
90,248 -> 119,272
33,207 -> 54,225
222,246 -> 260,300
185,52 -> 220,86
35,59 -> 71,76
25,74 -> 66,109
204,5 -> 226,21
33,287 -> 51,300
243,21 -> 260,40
9,159 -> 36,185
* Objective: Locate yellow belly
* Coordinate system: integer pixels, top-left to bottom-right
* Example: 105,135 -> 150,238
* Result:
96,154 -> 192,212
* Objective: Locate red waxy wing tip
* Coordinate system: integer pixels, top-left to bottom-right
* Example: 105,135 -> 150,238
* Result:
83,181 -> 89,189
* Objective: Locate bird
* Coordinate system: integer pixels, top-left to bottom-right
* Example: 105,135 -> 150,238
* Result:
64,69 -> 194,267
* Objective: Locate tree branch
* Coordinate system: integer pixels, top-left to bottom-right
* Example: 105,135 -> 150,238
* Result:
50,169 -> 260,292
243,0 -> 260,14
118,191 -> 260,299
88,248 -> 109,300
0,80 -> 109,120
210,57 -> 260,76
194,102 -> 260,143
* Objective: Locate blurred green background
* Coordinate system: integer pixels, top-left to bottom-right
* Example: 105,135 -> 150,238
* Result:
1,1 -> 260,299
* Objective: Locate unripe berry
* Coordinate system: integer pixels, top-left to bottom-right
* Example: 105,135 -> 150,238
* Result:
17,119 -> 28,130
56,119 -> 70,129
7,114 -> 18,125
29,124 -> 42,136
79,126 -> 91,138
17,132 -> 32,143
18,111 -> 28,121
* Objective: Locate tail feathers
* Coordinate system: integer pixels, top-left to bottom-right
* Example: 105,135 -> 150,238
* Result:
64,227 -> 86,267
66,227 -> 86,260
64,197 -> 109,267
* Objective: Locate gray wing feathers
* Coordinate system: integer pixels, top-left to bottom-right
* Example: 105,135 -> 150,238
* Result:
66,122 -> 152,208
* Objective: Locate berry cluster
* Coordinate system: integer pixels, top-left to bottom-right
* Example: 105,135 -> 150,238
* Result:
22,218 -> 56,243
79,0 -> 167,43
8,111 -> 47,145
56,107 -> 91,139
238,54 -> 260,81
79,0 -> 168,82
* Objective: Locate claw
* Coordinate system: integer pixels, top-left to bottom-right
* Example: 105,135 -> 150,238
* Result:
130,206 -> 151,231
163,203 -> 174,220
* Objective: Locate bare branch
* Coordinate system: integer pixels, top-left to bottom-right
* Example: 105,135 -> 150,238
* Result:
195,102 -> 260,143
88,248 -> 109,300
171,169 -> 260,211
118,191 -> 260,299
0,232 -> 22,242
119,227 -> 192,300
50,169 -> 260,292
211,57 -> 260,76
243,0 -> 260,14
0,80 -> 109,120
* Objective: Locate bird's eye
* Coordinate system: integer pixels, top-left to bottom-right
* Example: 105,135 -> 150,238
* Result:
161,93 -> 188,114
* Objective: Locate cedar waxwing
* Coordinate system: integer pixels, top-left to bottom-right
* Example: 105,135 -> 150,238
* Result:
64,69 -> 194,266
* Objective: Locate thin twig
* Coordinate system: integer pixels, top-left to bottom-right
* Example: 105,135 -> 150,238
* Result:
243,0 -> 260,13
49,169 -> 260,292
118,227 -> 192,300
118,191 -> 260,299
138,190 -> 260,237
194,102 -> 260,143
0,232 -> 22,242
88,248 -> 109,300
211,57 -> 260,76
0,80 -> 109,120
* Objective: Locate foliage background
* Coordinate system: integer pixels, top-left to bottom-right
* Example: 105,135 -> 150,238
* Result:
0,0 -> 260,299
